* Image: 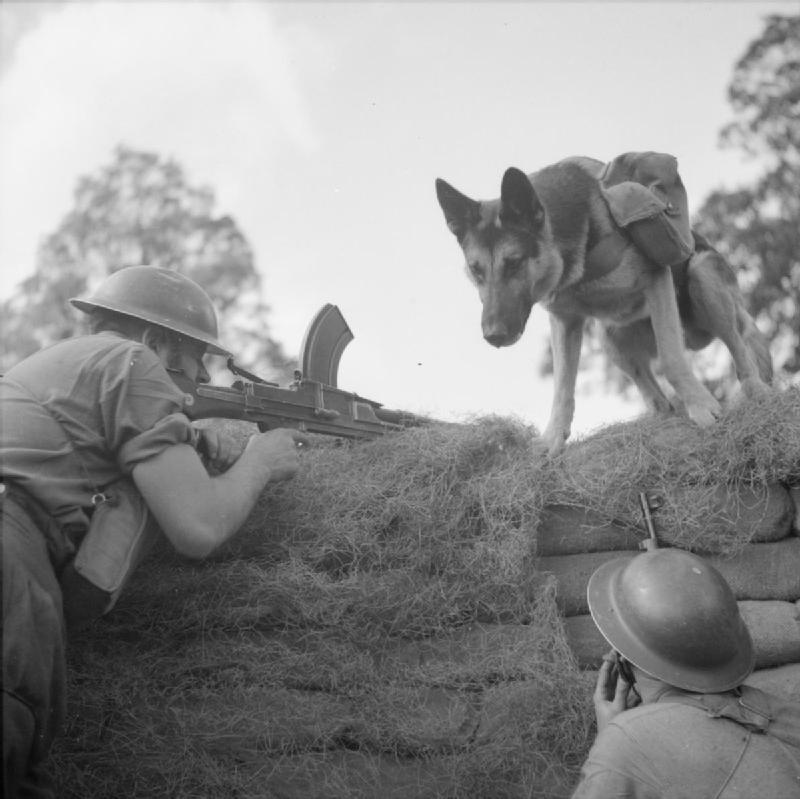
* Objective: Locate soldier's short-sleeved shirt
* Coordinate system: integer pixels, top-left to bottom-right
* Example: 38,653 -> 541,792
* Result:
0,331 -> 197,532
571,691 -> 800,799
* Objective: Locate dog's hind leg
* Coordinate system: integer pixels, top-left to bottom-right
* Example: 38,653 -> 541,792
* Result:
599,321 -> 675,414
645,265 -> 722,426
685,249 -> 773,397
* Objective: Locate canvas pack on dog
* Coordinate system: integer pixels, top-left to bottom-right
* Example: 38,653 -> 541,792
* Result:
435,152 -> 772,454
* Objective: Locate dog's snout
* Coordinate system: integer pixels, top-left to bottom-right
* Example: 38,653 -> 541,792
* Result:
484,327 -> 510,348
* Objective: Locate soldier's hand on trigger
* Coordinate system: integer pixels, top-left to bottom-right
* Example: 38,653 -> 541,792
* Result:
194,425 -> 245,472
245,428 -> 310,482
593,650 -> 633,733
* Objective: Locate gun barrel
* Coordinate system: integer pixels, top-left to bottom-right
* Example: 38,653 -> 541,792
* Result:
373,407 -> 429,428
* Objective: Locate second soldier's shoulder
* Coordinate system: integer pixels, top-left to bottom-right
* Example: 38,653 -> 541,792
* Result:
608,698 -> 704,734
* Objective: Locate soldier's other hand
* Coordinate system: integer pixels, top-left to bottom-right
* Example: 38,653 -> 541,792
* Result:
195,425 -> 244,472
246,428 -> 310,482
593,652 -> 632,733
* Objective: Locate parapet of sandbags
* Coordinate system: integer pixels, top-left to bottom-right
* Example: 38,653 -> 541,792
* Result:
542,539 -> 800,616
564,600 -> 800,671
533,389 -> 800,691
53,387 -> 800,796
537,482 -> 795,557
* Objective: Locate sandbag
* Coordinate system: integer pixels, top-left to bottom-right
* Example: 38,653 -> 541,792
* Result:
563,614 -> 608,667
475,682 -> 548,745
790,486 -> 800,533
542,548 -> 639,616
663,483 -> 795,550
708,540 -> 800,603
542,538 -> 800,616
739,601 -> 800,667
745,664 -> 800,703
536,505 -> 641,556
565,601 -> 800,670
536,483 -> 794,557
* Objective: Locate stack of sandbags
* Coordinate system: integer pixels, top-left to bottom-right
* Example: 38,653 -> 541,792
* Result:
538,484 -> 800,700
52,389 -> 799,797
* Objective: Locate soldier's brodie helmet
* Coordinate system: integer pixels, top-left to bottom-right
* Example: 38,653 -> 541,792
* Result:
587,549 -> 754,693
70,266 -> 231,357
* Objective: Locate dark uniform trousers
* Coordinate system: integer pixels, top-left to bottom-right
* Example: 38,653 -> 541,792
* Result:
2,486 -> 67,799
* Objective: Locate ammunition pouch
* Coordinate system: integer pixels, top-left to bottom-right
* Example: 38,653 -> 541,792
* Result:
600,151 -> 695,268
61,478 -> 161,630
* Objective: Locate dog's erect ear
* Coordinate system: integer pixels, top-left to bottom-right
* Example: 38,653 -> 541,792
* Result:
499,167 -> 544,231
435,178 -> 480,240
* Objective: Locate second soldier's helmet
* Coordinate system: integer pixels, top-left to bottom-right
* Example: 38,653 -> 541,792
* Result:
70,265 -> 230,356
587,548 -> 754,693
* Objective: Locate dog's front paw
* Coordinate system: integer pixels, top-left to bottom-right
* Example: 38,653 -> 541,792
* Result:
541,426 -> 568,457
685,394 -> 722,428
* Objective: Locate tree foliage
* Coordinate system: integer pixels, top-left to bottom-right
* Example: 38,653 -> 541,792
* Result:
695,13 -> 800,377
1,145 -> 294,379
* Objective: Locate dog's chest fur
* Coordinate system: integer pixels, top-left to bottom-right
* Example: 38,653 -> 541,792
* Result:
530,160 -> 657,324
545,256 -> 654,324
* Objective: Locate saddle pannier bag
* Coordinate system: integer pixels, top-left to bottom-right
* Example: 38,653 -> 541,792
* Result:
600,151 -> 695,268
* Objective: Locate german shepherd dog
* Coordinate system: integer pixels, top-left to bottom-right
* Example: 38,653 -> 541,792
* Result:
435,157 -> 772,454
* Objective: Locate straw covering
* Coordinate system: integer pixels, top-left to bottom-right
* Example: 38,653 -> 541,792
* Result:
53,389 -> 800,797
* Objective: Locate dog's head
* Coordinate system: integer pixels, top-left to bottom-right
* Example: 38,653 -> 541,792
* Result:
435,167 -> 562,347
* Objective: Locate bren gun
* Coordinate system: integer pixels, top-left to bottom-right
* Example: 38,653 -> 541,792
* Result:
169,304 -> 426,439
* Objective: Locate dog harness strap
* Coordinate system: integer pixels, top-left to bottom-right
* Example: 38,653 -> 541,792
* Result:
582,229 -> 630,283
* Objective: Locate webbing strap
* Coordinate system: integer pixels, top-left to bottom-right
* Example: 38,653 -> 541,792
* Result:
580,229 -> 631,284
665,687 -> 800,750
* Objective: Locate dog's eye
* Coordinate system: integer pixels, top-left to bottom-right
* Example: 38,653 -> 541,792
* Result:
468,262 -> 485,283
504,258 -> 524,278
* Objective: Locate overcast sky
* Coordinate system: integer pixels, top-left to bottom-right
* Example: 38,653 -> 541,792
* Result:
1,1 -> 792,435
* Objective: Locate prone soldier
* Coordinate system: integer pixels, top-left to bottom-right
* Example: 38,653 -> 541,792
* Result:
1,265 -> 307,797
